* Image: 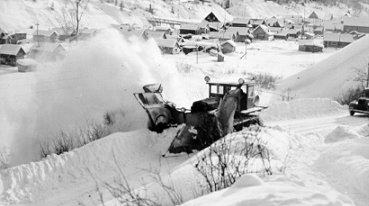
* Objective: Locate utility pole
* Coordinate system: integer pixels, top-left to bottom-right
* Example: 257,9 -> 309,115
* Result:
367,63 -> 369,88
36,22 -> 40,47
196,44 -> 198,64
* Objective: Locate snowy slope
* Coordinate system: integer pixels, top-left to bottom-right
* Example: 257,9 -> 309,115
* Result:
181,174 -> 354,206
225,0 -> 355,19
0,0 -> 229,32
279,35 -> 369,99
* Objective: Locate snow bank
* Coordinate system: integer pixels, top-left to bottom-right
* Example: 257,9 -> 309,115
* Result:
0,128 -> 178,204
324,126 -> 361,143
260,98 -> 346,122
316,126 -> 369,205
279,35 -> 369,99
181,174 -> 354,206
137,126 -> 298,205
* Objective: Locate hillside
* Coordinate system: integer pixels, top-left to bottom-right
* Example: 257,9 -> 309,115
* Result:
224,0 -> 369,18
279,35 -> 369,99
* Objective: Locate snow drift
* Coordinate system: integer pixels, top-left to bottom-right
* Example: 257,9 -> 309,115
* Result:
260,98 -> 347,122
279,35 -> 369,99
317,124 -> 369,206
180,174 -> 354,206
0,125 -> 296,205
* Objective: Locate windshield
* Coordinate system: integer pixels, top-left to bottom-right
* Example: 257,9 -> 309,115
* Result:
364,89 -> 369,98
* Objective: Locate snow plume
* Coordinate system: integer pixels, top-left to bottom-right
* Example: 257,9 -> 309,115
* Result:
0,29 -> 183,166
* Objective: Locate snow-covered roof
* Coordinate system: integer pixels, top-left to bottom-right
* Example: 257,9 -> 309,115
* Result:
226,27 -> 250,36
32,43 -> 65,53
0,44 -> 25,55
203,10 -> 233,23
180,24 -> 200,31
308,11 -> 319,19
17,58 -> 37,66
298,40 -> 323,47
250,19 -> 265,26
343,17 -> 369,28
33,30 -> 58,37
146,30 -> 166,39
221,40 -> 236,47
324,32 -> 355,43
155,38 -> 178,48
230,17 -> 250,25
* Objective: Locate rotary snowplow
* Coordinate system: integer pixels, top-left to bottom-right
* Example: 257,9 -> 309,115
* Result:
134,77 -> 267,154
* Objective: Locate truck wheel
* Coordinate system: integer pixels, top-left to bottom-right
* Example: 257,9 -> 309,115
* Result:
350,111 -> 355,116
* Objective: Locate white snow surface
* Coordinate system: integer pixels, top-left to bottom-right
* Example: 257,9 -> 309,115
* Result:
260,98 -> 347,122
181,174 -> 354,206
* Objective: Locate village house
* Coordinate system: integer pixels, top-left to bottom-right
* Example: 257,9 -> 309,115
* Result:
269,26 -> 285,37
154,26 -> 173,35
147,30 -> 167,40
0,44 -> 26,66
17,58 -> 37,72
9,32 -> 27,44
324,21 -> 344,32
226,27 -> 252,42
120,29 -> 149,41
343,17 -> 369,33
323,32 -> 356,48
266,18 -> 285,28
0,34 -> 12,44
199,20 -> 223,32
203,11 -> 233,24
155,38 -> 180,55
308,11 -> 320,19
229,17 -> 250,27
252,25 -> 273,40
179,24 -> 202,35
249,19 -> 266,28
33,30 -> 59,42
29,43 -> 65,60
273,30 -> 289,40
220,40 -> 236,54
298,40 -> 323,52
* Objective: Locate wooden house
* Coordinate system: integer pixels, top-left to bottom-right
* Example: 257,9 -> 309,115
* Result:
30,43 -> 65,60
17,58 -> 37,72
220,40 -> 236,54
0,44 -> 26,66
343,17 -> 369,33
9,32 -> 27,44
180,24 -> 202,35
229,18 -> 250,27
298,40 -> 323,52
200,20 -> 223,32
324,21 -> 344,32
249,19 -> 266,28
155,38 -> 180,54
0,34 -> 12,44
308,11 -> 319,19
203,11 -> 233,23
226,27 -> 252,42
323,32 -> 355,48
266,18 -> 285,28
33,30 -> 59,42
147,30 -> 167,40
252,25 -> 272,40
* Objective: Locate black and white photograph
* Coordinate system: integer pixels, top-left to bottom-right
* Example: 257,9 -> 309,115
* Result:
0,0 -> 369,205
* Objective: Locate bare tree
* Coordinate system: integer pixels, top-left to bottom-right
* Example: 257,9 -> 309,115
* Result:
73,0 -> 90,36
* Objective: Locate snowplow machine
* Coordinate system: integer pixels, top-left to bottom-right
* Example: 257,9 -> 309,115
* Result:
134,76 -> 267,154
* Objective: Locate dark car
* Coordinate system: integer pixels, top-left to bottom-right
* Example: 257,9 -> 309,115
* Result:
349,88 -> 369,116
